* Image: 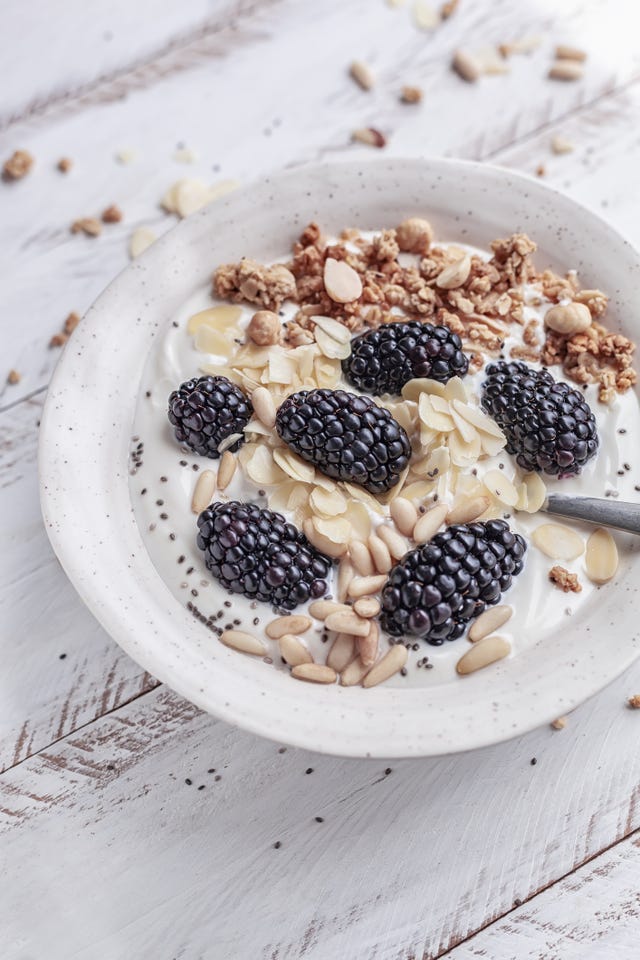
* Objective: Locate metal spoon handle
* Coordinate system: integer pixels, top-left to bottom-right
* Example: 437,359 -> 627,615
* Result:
543,494 -> 640,535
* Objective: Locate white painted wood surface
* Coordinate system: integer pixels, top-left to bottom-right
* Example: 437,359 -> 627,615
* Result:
2,1 -> 640,956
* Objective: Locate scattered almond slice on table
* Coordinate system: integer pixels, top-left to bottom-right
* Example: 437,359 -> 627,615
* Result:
532,523 -> 584,561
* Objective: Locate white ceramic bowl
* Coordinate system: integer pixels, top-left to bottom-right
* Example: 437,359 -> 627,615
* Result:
39,158 -> 640,757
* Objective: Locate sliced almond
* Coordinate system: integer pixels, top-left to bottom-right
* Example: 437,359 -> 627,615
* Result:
353,597 -> 381,619
323,258 -> 363,303
216,450 -> 236,491
449,432 -> 482,469
347,574 -> 388,599
246,446 -> 285,485
194,324 -> 235,357
468,605 -> 513,642
345,501 -> 373,541
188,305 -> 242,335
376,524 -> 409,560
325,610 -> 370,637
251,386 -> 277,428
446,495 -> 490,525
452,400 -> 506,440
327,633 -> 356,672
217,433 -> 243,455
310,486 -> 348,517
362,644 -> 408,687
390,498 -> 419,537
585,528 -> 618,584
312,314 -> 352,344
483,469 -> 518,507
278,634 -> 313,667
518,472 -> 547,514
220,630 -> 266,656
314,326 -> 351,360
341,657 -> 372,686
129,226 -> 157,259
291,663 -> 337,684
191,469 -> 216,514
367,534 -> 393,573
266,615 -> 312,639
272,448 -> 316,483
456,635 -> 511,674
413,502 -> 448,543
358,619 -> 379,666
402,377 -> 446,402
532,523 -> 584,561
435,254 -> 472,290
545,302 -> 592,335
419,393 -> 455,432
349,60 -> 375,90
349,540 -> 375,576
443,376 -> 468,403
309,600 -> 351,620
303,518 -> 348,558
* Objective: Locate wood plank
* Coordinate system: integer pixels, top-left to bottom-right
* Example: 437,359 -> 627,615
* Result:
0,395 -> 158,773
445,830 -> 640,959
3,0 -> 639,403
1,677 -> 640,959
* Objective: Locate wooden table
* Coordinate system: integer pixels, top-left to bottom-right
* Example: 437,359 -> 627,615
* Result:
2,2 -> 640,956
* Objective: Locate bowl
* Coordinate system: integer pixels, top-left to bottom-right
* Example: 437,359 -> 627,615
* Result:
39,158 -> 640,757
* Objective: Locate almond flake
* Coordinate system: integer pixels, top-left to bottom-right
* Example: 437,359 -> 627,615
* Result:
532,523 -> 584,561
247,446 -> 286,485
585,528 -> 618,584
344,500 -> 373,540
129,226 -> 157,259
323,258 -> 363,303
312,315 -> 352,344
449,432 -> 481,468
310,486 -> 348,517
313,516 -> 351,545
314,326 -> 351,359
188,305 -> 243,335
272,448 -> 316,483
482,469 -> 518,507
446,495 -> 490,525
443,376 -> 468,402
452,400 -> 506,440
518,473 -> 547,514
402,378 -> 446,401
419,393 -> 455,432
303,519 -> 348,558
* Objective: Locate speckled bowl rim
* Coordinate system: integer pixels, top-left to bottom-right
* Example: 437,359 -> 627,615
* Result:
39,157 -> 640,758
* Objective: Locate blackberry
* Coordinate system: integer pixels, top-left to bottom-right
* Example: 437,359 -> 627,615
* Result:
342,321 -> 468,396
168,375 -> 252,458
481,361 -> 599,477
197,501 -> 332,610
380,520 -> 526,645
275,388 -> 411,494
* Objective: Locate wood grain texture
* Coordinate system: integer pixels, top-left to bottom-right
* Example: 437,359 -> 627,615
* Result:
0,395 -> 158,772
447,830 -> 640,958
1,678 -> 640,958
3,2 -> 640,957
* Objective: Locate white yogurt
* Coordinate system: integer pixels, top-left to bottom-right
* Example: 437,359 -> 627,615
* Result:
130,245 -> 640,688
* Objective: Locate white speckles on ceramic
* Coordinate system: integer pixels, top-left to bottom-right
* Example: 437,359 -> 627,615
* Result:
39,158 -> 640,758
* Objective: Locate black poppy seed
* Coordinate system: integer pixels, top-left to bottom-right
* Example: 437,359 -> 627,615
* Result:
169,533 -> 176,541
179,459 -> 187,466
160,512 -> 168,520
273,841 -> 281,849
148,523 -> 156,531
160,476 -> 167,482
225,623 -> 234,630
264,656 -> 273,664
412,643 -> 419,651
233,618 -> 241,626
384,767 -> 392,776
185,778 -> 192,785
305,767 -> 314,775
624,463 -> 631,471
141,488 -> 147,495
617,470 -> 625,476
192,464 -> 199,471
132,435 -> 139,443
208,768 -> 216,774
59,653 -> 67,660
253,617 -> 259,626
426,662 -> 433,669
106,764 -> 116,771
258,489 -> 266,496
214,774 -> 221,781
198,784 -> 205,790
145,390 -> 151,398
177,555 -> 185,564
514,898 -> 523,907
156,499 -> 164,506
224,601 -> 232,608
186,567 -> 194,575
172,321 -> 179,328
315,816 -> 324,823
278,747 -> 287,754
636,485 -> 640,492
191,589 -> 198,597
530,758 -> 537,766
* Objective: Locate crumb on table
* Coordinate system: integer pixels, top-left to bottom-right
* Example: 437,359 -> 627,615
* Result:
3,149 -> 34,180
57,157 -> 73,173
102,204 -> 123,223
628,695 -> 640,709
7,369 -> 21,385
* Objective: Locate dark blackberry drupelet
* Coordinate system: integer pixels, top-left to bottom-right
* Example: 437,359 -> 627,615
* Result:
481,361 -> 599,477
380,520 -> 526,645
275,388 -> 411,494
168,375 -> 252,458
197,501 -> 332,610
342,321 -> 469,396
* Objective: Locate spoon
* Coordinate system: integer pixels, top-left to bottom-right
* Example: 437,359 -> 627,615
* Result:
542,493 -> 640,535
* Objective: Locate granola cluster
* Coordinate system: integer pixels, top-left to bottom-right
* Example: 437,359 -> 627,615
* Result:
549,565 -> 582,593
212,221 -> 637,401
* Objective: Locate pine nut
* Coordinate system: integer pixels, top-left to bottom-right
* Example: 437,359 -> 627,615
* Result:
278,634 -> 313,667
347,574 -> 388,599
251,386 -> 277,428
220,630 -> 266,656
456,635 -> 511,675
585,528 -> 618,584
337,557 -> 355,603
358,620 -> 379,666
349,60 -> 375,90
468,605 -> 513,642
376,524 -> 408,560
548,60 -> 583,81
353,597 -> 380,619
340,657 -> 372,686
191,469 -> 216,514
291,663 -> 337,684
266,615 -> 312,639
554,44 -> 587,62
452,49 -> 481,82
390,498 -> 418,536
327,633 -> 355,672
362,643 -> 408,687
446,495 -> 490,525
308,600 -> 351,620
349,540 -> 375,576
217,450 -> 236,490
303,518 -> 348,558
325,611 -> 370,637
368,534 -> 392,572
413,503 -> 448,543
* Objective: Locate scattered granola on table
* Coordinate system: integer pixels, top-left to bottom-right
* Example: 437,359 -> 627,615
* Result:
549,566 -> 582,593
71,217 -> 102,238
3,150 -> 34,181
